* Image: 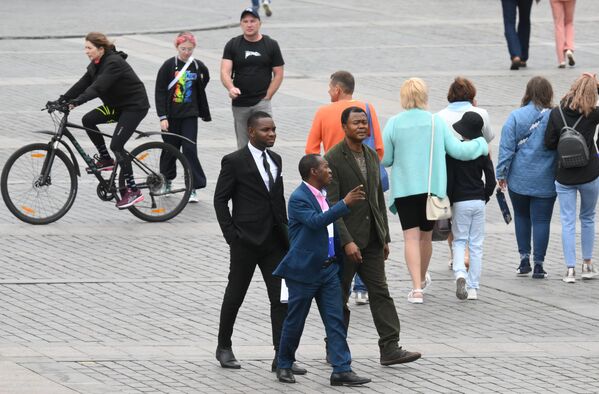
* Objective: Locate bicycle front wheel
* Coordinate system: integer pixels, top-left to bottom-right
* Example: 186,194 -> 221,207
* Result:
120,141 -> 192,222
1,143 -> 78,224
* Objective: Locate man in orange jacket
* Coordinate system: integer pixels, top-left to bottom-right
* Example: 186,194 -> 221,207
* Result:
305,70 -> 384,160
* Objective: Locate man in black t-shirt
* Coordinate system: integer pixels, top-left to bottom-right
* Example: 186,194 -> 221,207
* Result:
221,8 -> 285,148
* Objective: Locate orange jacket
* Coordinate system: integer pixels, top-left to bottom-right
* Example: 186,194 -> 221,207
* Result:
305,99 -> 384,160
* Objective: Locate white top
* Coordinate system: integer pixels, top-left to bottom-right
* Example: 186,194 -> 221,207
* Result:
436,101 -> 494,142
248,142 -> 278,191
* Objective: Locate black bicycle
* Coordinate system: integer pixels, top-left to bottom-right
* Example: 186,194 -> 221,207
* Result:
1,102 -> 192,224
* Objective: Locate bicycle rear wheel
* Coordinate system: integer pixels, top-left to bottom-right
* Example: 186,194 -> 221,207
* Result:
120,141 -> 191,222
1,143 -> 78,224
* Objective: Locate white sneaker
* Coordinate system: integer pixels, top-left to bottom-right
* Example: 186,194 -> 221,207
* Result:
421,272 -> 431,293
262,0 -> 272,16
354,291 -> 369,305
581,263 -> 598,279
407,289 -> 423,304
188,190 -> 199,203
448,259 -> 453,270
467,288 -> 478,300
562,267 -> 576,283
456,277 -> 467,300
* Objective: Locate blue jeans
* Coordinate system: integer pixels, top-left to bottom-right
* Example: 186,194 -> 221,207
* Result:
501,0 -> 533,61
352,273 -> 367,293
508,190 -> 556,264
555,178 -> 599,267
452,200 -> 485,289
278,264 -> 352,374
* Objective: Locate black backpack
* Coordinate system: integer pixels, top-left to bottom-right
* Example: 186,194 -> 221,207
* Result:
557,106 -> 588,168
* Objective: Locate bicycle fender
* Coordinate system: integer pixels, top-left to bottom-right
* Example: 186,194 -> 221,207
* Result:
135,131 -> 196,145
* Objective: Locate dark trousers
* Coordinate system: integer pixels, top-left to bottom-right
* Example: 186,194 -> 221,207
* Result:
501,0 -> 533,61
278,264 -> 352,374
509,189 -> 556,263
217,231 -> 287,351
160,117 -> 207,190
81,106 -> 148,175
342,237 -> 400,353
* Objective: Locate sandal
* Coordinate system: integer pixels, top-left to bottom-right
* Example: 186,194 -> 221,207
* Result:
407,289 -> 424,304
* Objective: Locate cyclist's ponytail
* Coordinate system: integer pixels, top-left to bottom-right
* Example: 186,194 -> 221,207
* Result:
85,32 -> 116,52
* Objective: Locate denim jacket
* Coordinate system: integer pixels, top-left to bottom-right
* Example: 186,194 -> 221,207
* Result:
496,102 -> 557,198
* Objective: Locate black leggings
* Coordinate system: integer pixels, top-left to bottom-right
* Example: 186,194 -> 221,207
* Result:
81,106 -> 148,176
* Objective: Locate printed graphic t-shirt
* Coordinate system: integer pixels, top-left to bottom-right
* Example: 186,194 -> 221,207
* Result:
170,58 -> 200,118
222,35 -> 284,107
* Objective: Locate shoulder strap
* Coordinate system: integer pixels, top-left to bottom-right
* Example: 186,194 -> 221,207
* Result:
363,103 -> 375,149
167,56 -> 194,91
558,105 -> 584,133
427,115 -> 435,196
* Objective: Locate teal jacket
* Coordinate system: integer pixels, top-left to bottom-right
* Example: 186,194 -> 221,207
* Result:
382,109 -> 488,213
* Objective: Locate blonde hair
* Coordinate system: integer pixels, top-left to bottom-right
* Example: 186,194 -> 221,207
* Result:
561,73 -> 599,117
400,78 -> 428,110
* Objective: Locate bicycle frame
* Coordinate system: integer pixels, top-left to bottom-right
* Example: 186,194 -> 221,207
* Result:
35,107 -> 195,200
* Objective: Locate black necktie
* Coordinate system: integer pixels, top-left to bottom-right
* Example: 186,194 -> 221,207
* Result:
262,151 -> 275,191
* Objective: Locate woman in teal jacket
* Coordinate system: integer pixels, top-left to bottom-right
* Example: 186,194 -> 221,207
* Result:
382,78 -> 488,304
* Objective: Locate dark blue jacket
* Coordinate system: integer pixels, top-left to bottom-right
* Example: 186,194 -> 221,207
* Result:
273,182 -> 349,284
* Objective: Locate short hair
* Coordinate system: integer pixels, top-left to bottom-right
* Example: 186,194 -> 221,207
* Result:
400,78 -> 428,110
447,77 -> 477,103
175,31 -> 196,47
521,76 -> 553,108
341,106 -> 366,125
330,71 -> 355,95
85,32 -> 115,51
298,154 -> 322,181
247,111 -> 272,129
561,73 -> 599,117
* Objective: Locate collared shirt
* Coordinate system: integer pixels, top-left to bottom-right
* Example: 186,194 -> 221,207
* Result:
303,181 -> 335,258
248,142 -> 278,191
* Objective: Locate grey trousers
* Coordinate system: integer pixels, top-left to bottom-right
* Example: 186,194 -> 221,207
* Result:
231,99 -> 272,149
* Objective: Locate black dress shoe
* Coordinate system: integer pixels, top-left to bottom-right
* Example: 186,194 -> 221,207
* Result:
330,371 -> 371,386
215,347 -> 241,369
276,368 -> 295,383
272,352 -> 307,375
380,347 -> 421,366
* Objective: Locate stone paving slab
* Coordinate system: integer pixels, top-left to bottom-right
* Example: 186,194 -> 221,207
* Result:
1,0 -> 599,393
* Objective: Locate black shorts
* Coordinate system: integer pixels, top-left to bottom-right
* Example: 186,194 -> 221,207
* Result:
394,194 -> 434,231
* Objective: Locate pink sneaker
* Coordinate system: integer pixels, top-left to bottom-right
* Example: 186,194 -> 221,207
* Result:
116,188 -> 144,209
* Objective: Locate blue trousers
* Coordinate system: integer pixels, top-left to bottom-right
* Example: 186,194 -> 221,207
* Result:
509,190 -> 556,264
278,264 -> 352,373
555,178 -> 599,267
501,0 -> 533,61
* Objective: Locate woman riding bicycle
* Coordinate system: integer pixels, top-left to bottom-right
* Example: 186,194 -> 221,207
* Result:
53,32 -> 150,209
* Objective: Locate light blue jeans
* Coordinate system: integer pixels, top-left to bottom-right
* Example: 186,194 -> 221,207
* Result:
555,177 -> 599,267
452,200 -> 485,289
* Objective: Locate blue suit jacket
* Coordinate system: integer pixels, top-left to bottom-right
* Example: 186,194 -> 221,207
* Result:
273,182 -> 350,284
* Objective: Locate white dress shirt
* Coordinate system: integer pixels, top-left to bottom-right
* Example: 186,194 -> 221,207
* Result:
248,142 -> 278,191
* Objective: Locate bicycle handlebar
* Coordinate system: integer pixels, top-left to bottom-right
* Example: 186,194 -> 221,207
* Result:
43,101 -> 70,114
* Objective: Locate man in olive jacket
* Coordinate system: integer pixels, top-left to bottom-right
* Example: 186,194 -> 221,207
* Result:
324,106 -> 421,366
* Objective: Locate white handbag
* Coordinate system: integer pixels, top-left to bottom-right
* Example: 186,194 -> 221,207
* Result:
426,115 -> 452,220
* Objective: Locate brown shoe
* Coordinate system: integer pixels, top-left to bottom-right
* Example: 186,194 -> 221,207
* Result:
380,347 -> 421,366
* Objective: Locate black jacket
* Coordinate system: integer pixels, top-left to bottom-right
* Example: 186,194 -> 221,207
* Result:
213,146 -> 288,248
446,154 -> 495,204
545,104 -> 599,185
63,50 -> 150,111
154,56 -> 211,121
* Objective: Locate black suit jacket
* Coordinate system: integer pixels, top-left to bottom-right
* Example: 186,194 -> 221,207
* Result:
214,145 -> 288,248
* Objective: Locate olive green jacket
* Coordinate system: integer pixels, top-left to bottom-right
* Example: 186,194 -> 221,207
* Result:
325,140 -> 391,249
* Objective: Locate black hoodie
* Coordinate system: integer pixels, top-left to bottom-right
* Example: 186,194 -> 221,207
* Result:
545,104 -> 599,185
63,49 -> 150,111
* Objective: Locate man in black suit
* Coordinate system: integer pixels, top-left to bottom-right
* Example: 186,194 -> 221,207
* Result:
213,111 -> 306,375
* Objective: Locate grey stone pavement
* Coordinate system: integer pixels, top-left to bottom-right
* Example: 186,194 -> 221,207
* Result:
1,0 -> 599,392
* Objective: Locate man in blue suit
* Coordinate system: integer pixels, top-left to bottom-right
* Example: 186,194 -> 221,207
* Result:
273,154 -> 371,387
